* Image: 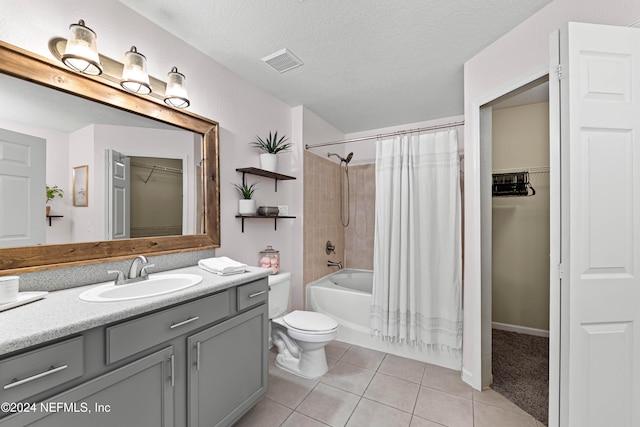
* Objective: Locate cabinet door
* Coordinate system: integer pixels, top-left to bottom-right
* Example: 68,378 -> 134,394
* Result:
188,305 -> 268,427
0,347 -> 174,427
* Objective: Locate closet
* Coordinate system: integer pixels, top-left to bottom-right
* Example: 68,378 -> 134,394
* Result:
130,156 -> 183,238
491,99 -> 550,335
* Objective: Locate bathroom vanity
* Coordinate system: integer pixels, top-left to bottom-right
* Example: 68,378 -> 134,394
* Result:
0,268 -> 269,427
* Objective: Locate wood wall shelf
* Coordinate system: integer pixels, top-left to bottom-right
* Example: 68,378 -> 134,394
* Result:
45,215 -> 63,226
235,215 -> 296,232
236,167 -> 295,192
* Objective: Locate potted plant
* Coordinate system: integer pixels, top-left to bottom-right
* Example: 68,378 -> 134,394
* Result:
46,185 -> 64,216
233,181 -> 258,215
250,131 -> 291,172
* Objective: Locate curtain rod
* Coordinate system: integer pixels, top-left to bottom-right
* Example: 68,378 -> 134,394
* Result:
304,121 -> 464,150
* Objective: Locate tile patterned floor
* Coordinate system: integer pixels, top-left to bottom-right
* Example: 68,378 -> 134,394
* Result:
235,341 -> 546,427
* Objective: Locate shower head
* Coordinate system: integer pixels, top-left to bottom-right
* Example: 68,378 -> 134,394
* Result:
327,152 -> 354,164
345,152 -> 354,164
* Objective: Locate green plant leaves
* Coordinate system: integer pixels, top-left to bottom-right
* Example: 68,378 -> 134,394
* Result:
250,130 -> 291,154
233,181 -> 258,199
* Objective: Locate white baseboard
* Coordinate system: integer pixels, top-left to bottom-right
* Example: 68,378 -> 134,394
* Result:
461,367 -> 476,389
492,321 -> 549,338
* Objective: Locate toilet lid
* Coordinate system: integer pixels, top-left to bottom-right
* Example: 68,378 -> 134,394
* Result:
282,310 -> 338,332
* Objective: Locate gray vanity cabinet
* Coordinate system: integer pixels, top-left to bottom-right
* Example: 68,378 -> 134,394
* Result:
0,346 -> 174,427
0,276 -> 269,427
187,304 -> 268,427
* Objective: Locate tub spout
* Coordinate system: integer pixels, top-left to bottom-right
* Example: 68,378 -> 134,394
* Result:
327,260 -> 343,269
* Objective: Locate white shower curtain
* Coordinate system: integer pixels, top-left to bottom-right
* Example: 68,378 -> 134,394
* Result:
371,129 -> 462,351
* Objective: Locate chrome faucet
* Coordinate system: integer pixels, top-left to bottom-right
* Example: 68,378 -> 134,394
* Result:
327,260 -> 343,269
128,255 -> 154,280
108,255 -> 155,286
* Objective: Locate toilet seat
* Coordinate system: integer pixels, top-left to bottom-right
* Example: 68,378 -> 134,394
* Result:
282,310 -> 338,334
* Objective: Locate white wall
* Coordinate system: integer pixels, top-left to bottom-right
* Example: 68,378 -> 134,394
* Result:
0,0 -> 301,298
68,126 -> 96,242
302,107 -> 344,158
463,0 -> 640,389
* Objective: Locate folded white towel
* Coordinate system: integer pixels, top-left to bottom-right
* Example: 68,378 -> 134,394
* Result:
198,256 -> 247,275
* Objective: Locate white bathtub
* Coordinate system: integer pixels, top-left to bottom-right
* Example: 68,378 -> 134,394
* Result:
306,269 -> 461,369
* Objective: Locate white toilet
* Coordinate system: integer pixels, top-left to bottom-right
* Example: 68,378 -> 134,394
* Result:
269,272 -> 338,378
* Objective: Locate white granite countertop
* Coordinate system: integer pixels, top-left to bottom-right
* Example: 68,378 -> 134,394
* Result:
0,266 -> 271,357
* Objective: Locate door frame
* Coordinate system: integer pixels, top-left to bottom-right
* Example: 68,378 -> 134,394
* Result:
466,65 -> 558,421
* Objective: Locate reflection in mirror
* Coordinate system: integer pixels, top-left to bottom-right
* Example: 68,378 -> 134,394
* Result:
0,72 -> 203,249
0,41 -> 219,272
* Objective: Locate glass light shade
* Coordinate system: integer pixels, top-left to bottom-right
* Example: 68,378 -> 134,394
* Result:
61,20 -> 102,76
120,46 -> 152,95
164,67 -> 190,108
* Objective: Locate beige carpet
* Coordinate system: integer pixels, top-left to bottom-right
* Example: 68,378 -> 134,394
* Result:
492,329 -> 549,425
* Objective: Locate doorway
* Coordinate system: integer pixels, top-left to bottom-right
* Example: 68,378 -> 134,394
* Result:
479,75 -> 550,423
129,156 -> 184,238
490,77 -> 550,423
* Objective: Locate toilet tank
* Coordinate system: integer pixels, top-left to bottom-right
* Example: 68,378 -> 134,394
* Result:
268,272 -> 291,319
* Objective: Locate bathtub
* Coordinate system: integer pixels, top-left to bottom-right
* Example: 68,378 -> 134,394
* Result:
306,269 -> 461,369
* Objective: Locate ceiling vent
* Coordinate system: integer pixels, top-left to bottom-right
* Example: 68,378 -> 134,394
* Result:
262,49 -> 303,73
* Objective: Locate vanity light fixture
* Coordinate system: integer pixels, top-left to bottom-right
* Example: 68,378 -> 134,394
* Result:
120,46 -> 152,95
164,67 -> 190,109
54,20 -> 190,108
61,20 -> 103,76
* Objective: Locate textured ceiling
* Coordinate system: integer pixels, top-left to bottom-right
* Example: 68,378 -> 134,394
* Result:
118,0 -> 552,133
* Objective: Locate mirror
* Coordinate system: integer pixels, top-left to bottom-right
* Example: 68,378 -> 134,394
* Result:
1,72 -> 201,246
0,41 -> 219,272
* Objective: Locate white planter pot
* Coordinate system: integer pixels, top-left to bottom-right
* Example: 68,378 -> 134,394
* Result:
260,153 -> 278,172
238,199 -> 257,215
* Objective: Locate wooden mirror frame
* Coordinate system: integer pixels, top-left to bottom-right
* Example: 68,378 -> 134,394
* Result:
0,41 -> 220,273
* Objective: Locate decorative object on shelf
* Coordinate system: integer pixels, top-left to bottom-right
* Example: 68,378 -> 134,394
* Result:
234,167 -> 296,232
250,131 -> 291,172
278,205 -> 288,216
72,165 -> 89,207
234,181 -> 258,215
259,245 -> 280,274
52,19 -> 190,108
257,206 -> 279,216
46,184 -> 64,216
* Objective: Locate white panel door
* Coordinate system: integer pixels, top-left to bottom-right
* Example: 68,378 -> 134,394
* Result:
0,128 -> 45,248
106,149 -> 130,240
559,22 -> 640,427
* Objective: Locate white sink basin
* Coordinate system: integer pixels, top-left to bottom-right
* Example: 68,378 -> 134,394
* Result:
79,273 -> 203,302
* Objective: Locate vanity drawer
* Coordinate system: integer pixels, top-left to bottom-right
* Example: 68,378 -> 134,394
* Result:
0,336 -> 84,403
106,291 -> 230,364
237,278 -> 268,311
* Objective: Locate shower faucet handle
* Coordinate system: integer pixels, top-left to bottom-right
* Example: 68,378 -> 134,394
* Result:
326,240 -> 336,255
